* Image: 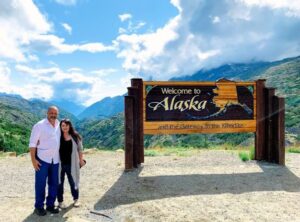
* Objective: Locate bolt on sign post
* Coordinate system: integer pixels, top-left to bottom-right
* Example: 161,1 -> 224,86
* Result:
124,78 -> 285,170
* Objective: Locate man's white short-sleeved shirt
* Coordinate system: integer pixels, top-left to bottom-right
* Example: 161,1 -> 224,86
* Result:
29,118 -> 61,164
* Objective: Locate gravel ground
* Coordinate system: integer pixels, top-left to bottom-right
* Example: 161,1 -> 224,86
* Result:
1,150 -> 300,222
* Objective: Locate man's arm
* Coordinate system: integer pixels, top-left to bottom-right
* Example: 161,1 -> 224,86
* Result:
29,124 -> 41,171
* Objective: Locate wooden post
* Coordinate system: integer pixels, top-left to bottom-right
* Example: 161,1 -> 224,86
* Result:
255,79 -> 266,160
265,87 -> 276,162
124,96 -> 134,170
127,87 -> 139,168
131,78 -> 144,164
272,96 -> 285,165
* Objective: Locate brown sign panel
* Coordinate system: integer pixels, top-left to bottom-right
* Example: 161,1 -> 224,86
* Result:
143,80 -> 256,134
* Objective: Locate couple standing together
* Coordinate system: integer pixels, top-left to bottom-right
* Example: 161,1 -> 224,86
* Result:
29,106 -> 85,216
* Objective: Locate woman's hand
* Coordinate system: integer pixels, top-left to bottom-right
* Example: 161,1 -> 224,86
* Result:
79,159 -> 86,167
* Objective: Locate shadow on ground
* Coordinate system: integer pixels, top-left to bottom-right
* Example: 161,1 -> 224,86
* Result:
23,204 -> 74,222
94,162 -> 300,211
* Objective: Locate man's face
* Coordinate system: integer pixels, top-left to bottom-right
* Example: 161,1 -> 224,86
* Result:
47,108 -> 58,121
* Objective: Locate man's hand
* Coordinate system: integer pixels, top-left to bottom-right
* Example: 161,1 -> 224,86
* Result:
30,147 -> 41,171
32,158 -> 41,171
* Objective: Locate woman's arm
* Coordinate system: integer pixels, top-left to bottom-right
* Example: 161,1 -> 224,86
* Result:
78,139 -> 85,167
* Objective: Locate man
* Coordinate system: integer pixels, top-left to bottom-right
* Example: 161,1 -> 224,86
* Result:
29,106 -> 61,216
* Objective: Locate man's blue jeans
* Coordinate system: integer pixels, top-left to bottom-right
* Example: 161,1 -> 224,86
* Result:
57,164 -> 79,202
35,157 -> 59,209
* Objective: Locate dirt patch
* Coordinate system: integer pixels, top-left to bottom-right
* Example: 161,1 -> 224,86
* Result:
0,150 -> 300,221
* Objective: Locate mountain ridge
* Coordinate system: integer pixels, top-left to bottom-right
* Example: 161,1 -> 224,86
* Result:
0,55 -> 299,152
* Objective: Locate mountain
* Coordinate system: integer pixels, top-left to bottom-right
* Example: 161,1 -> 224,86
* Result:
171,57 -> 297,81
77,113 -> 124,149
0,94 -> 78,154
1,56 -> 299,153
78,57 -> 298,121
48,99 -> 85,116
80,56 -> 300,149
259,57 -> 300,140
78,95 -> 124,120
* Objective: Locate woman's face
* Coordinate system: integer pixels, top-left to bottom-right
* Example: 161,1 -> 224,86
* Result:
61,122 -> 70,133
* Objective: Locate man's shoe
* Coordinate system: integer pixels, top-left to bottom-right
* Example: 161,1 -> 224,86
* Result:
34,208 -> 47,216
46,206 -> 59,214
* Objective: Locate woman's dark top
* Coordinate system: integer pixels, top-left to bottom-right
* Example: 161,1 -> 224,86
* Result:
60,139 -> 72,165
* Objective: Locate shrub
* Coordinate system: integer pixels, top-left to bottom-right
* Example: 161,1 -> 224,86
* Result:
239,151 -> 249,161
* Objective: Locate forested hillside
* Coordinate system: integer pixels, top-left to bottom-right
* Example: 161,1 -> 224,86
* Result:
0,95 -> 77,154
0,56 -> 299,153
79,56 -> 300,149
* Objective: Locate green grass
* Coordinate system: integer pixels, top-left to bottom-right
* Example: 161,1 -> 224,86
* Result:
237,146 -> 255,162
144,145 -> 258,159
239,151 -> 250,161
249,146 -> 255,160
145,150 -> 160,156
288,147 -> 300,153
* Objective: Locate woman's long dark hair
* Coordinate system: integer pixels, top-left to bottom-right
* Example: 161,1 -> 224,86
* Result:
60,119 -> 81,144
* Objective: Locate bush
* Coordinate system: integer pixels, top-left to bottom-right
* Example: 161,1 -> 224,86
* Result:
239,151 -> 250,161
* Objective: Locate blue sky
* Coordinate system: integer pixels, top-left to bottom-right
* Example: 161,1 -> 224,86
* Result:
0,0 -> 300,106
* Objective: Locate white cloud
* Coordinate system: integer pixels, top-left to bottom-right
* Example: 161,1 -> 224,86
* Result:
115,0 -> 300,79
15,64 -> 60,78
13,64 -> 126,106
0,0 -> 50,61
61,23 -> 72,35
0,0 -> 114,62
212,16 -> 220,24
77,43 -> 115,53
0,62 -> 53,100
118,27 -> 127,34
25,34 -> 115,54
67,67 -> 82,72
120,73 -> 134,86
19,84 -> 54,100
118,20 -> 146,34
91,68 -> 118,77
241,0 -> 300,17
28,54 -> 39,62
0,62 -> 12,93
119,13 -> 132,22
55,0 -> 76,6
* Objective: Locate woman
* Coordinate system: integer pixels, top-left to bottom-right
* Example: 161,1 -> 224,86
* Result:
57,119 -> 85,208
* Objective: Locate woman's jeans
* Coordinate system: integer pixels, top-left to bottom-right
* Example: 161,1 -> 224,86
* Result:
57,164 -> 79,202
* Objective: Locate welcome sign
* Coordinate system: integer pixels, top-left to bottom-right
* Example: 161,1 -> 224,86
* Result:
125,78 -> 285,169
143,80 -> 256,134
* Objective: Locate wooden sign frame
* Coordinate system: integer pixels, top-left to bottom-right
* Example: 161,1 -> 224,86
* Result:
124,78 -> 285,170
